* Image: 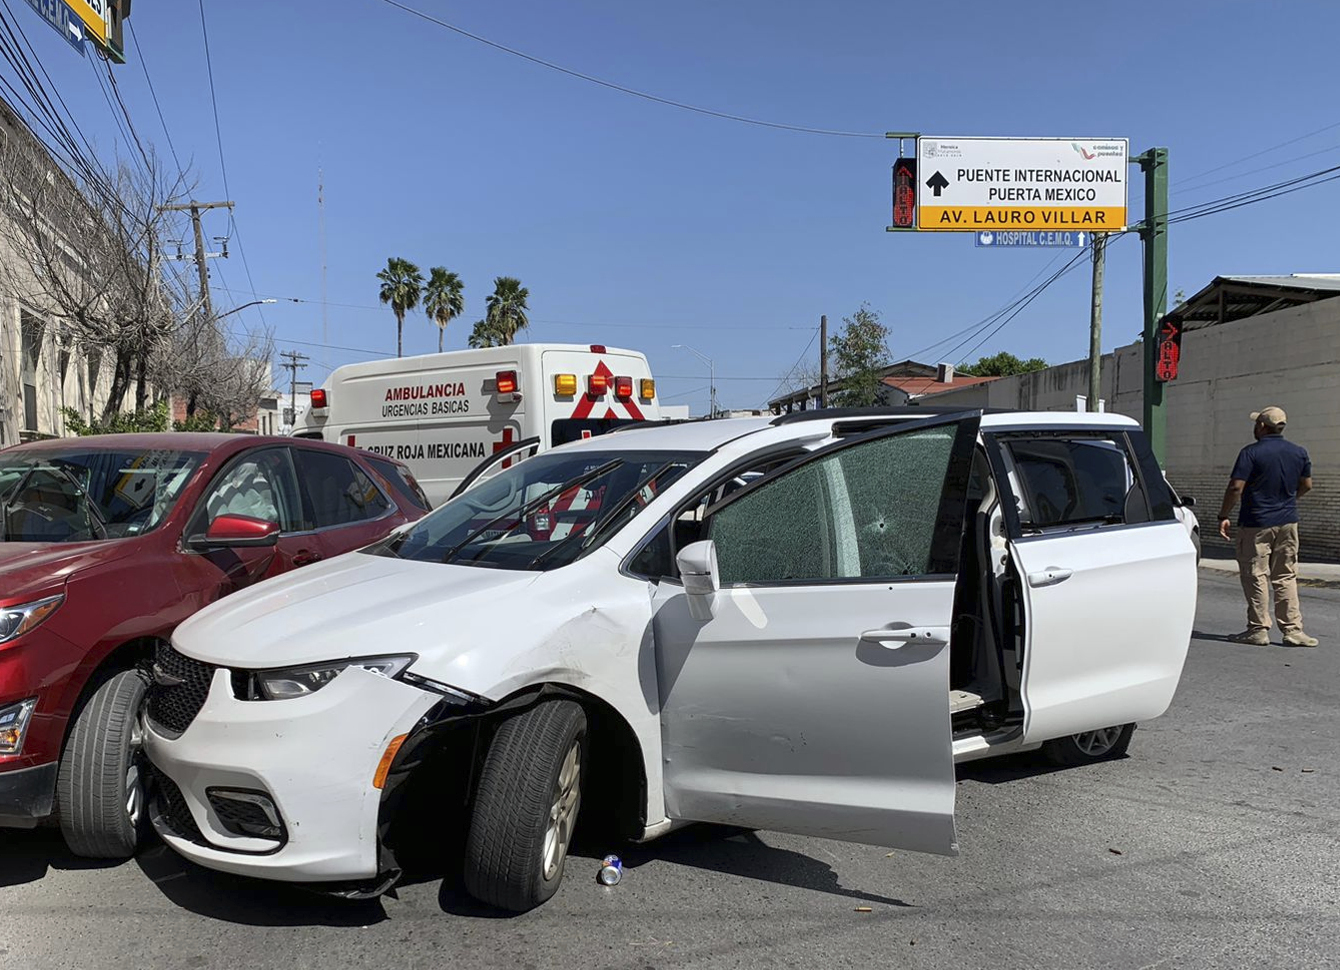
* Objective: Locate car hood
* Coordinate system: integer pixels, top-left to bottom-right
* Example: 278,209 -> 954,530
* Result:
0,540 -> 136,604
173,551 -> 543,669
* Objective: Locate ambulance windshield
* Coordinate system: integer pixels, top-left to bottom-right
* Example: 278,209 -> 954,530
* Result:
375,449 -> 702,571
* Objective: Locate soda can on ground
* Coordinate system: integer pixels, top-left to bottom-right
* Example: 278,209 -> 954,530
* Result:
597,854 -> 623,886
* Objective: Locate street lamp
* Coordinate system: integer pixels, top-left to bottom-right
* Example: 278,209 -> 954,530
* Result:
216,298 -> 277,320
673,344 -> 716,418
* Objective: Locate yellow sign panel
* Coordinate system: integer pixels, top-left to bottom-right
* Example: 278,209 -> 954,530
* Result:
919,205 -> 1125,231
64,0 -> 108,46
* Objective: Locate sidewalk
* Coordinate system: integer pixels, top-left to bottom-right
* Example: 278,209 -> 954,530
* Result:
1200,554 -> 1340,588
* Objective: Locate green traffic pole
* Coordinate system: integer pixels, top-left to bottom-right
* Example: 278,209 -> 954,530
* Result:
1138,148 -> 1169,466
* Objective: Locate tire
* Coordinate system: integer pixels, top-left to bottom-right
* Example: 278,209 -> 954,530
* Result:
1042,723 -> 1135,767
463,700 -> 587,912
57,669 -> 151,859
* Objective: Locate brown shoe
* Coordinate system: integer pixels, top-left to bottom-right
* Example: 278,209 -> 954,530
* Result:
1228,629 -> 1270,646
1282,632 -> 1319,647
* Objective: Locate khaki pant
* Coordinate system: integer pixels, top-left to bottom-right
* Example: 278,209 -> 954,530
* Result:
1235,523 -> 1304,635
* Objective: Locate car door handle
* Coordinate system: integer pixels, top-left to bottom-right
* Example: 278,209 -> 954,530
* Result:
860,627 -> 951,649
1027,566 -> 1073,588
293,551 -> 323,566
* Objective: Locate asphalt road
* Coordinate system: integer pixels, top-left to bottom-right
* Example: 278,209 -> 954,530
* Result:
2,571 -> 1337,970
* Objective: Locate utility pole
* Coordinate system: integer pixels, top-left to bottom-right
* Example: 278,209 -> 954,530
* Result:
819,314 -> 829,408
279,350 -> 309,430
158,201 -> 234,320
1087,234 -> 1106,412
158,201 -> 234,416
1134,148 -> 1170,464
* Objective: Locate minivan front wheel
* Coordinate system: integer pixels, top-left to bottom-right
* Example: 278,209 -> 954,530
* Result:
57,669 -> 151,858
1042,723 -> 1135,766
464,699 -> 588,912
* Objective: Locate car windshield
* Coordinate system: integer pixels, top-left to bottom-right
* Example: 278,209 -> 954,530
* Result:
377,449 -> 702,571
0,447 -> 206,543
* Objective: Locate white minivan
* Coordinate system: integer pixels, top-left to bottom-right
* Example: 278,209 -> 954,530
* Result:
145,409 -> 1196,911
295,343 -> 661,506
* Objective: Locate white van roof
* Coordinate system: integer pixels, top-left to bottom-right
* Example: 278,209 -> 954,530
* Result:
324,344 -> 648,381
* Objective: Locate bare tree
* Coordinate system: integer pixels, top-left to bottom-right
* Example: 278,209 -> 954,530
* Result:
154,309 -> 274,430
0,114 -> 276,433
0,129 -> 191,423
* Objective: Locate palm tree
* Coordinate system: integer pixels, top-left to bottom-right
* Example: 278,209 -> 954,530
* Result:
376,257 -> 424,357
423,267 -> 465,353
467,318 -> 505,349
484,276 -> 530,345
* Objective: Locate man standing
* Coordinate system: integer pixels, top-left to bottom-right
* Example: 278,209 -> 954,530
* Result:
1218,406 -> 1317,647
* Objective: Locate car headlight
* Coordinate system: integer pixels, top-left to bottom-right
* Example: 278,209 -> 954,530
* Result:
0,698 -> 37,755
253,655 -> 415,700
0,595 -> 64,645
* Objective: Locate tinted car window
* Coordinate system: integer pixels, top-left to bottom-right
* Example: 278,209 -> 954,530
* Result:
1004,437 -> 1148,529
365,456 -> 432,512
293,449 -> 393,528
708,427 -> 957,584
551,418 -> 642,446
189,447 -> 302,536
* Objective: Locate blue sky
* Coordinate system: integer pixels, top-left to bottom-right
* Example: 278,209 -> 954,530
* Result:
16,0 -> 1340,412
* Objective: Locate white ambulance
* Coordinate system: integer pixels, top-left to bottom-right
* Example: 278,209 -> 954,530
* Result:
294,344 -> 661,506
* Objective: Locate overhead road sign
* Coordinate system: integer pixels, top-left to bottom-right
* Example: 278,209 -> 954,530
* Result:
975,230 -> 1088,248
917,137 -> 1128,232
21,0 -> 87,55
63,0 -> 107,47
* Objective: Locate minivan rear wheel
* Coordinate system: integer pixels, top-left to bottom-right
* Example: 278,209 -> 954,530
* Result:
57,669 -> 151,858
463,699 -> 587,912
1042,723 -> 1135,766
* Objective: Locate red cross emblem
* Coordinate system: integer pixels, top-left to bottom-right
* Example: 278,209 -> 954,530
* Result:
493,427 -> 516,468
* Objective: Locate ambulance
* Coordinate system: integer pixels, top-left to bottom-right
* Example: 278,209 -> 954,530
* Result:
293,344 -> 661,506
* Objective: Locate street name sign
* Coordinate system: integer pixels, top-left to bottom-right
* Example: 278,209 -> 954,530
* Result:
22,0 -> 87,55
917,137 -> 1128,232
974,230 -> 1087,248
62,0 -> 108,48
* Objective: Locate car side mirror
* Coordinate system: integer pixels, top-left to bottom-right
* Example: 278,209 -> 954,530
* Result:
1180,494 -> 1196,508
189,514 -> 280,551
676,540 -> 719,620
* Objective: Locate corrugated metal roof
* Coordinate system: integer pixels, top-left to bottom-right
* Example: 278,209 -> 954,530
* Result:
1165,274 -> 1340,330
1221,274 -> 1340,292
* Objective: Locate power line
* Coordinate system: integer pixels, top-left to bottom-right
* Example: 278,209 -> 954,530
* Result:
1176,119 -> 1340,187
762,325 -> 820,405
101,54 -> 153,175
374,0 -> 883,139
195,0 -> 268,331
126,20 -> 182,175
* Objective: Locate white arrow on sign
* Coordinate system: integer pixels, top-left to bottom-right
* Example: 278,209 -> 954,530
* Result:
1078,232 -> 1086,246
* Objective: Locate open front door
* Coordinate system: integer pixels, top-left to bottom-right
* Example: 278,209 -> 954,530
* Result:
652,413 -> 980,854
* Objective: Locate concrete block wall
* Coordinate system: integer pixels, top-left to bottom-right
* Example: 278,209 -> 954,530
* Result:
1165,300 -> 1339,562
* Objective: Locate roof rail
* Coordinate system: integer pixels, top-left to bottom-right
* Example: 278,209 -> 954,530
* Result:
769,405 -> 982,426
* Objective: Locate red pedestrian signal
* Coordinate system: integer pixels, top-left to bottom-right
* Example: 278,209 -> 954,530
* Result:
1155,317 -> 1182,382
892,157 -> 917,229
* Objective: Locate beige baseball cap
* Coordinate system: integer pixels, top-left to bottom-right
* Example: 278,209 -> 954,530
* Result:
1251,406 -> 1287,428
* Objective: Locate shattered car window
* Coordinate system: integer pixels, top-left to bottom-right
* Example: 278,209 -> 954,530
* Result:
709,428 -> 955,584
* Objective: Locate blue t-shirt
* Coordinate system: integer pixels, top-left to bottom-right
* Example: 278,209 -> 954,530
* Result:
1230,434 -> 1312,527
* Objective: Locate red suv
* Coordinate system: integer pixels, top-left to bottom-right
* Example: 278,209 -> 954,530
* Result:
0,433 -> 429,857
